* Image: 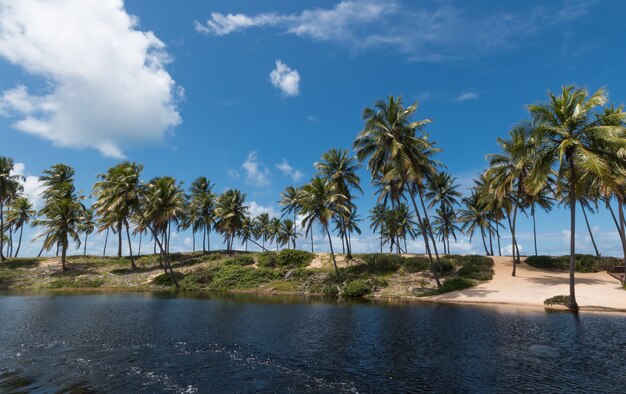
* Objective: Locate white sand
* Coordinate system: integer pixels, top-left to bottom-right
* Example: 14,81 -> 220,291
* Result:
425,256 -> 626,312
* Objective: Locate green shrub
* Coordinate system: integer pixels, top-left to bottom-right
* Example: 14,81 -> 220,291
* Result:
277,249 -> 314,268
438,277 -> 474,293
526,254 -> 613,273
49,277 -> 105,289
342,280 -> 371,297
256,252 -> 278,268
403,256 -> 430,272
207,265 -> 280,290
179,269 -> 214,291
223,255 -> 255,266
457,255 -> 494,281
352,254 -> 403,274
544,295 -> 571,306
285,267 -> 314,280
152,272 -> 184,286
203,253 -> 223,261
438,259 -> 455,274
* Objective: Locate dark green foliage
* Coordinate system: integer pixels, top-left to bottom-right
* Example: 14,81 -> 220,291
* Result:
285,267 -> 314,280
350,254 -> 403,274
49,277 -> 105,288
223,255 -> 255,266
544,295 -> 571,306
256,251 -> 278,268
403,256 -> 430,272
438,277 -> 474,293
179,269 -> 214,291
526,255 -> 616,273
438,259 -> 455,274
203,253 -> 222,261
457,255 -> 494,281
2,258 -> 41,269
152,272 -> 184,286
342,280 -> 371,297
276,249 -> 314,268
207,266 -> 281,290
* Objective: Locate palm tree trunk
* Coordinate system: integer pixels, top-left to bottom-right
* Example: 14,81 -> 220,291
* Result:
192,230 -> 195,252
340,232 -> 346,254
618,199 -> 626,276
138,231 -> 142,256
103,227 -> 109,257
15,225 -> 23,258
567,155 -> 578,309
207,226 -> 211,252
606,199 -> 623,238
0,200 -> 5,261
117,221 -> 123,258
145,224 -> 179,289
8,226 -> 13,257
506,212 -> 517,274
581,204 -> 600,257
202,225 -> 206,252
37,239 -> 45,257
310,228 -> 314,253
125,221 -> 136,269
324,224 -> 339,276
495,219 -> 502,256
379,232 -> 383,253
61,243 -> 67,271
83,233 -> 88,256
409,191 -> 441,287
417,189 -> 443,266
487,219 -> 494,256
293,212 -> 297,250
480,227 -> 489,255
532,205 -> 538,256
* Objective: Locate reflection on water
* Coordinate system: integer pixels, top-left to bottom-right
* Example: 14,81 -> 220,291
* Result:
1,291 -> 625,393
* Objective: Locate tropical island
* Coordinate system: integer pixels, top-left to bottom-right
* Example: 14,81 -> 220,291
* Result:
2,88 -> 625,313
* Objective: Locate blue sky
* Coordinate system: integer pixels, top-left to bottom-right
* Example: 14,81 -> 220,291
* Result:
1,0 -> 625,256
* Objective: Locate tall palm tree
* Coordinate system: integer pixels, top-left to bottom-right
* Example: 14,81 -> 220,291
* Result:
529,85 -> 626,309
279,185 -> 303,249
5,196 -> 35,258
268,217 -> 281,251
369,202 -> 388,253
142,176 -> 187,255
459,192 -> 491,255
277,219 -> 299,250
214,189 -> 248,255
78,206 -> 96,256
253,213 -> 271,250
0,157 -> 24,261
426,171 -> 462,212
93,162 -> 143,269
300,177 -> 348,275
189,177 -> 216,252
521,184 -> 554,256
432,206 -> 462,255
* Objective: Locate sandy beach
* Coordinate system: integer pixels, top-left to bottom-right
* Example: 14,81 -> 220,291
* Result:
424,256 -> 626,312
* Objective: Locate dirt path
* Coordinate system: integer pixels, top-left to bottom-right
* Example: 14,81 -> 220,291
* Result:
424,256 -> 626,311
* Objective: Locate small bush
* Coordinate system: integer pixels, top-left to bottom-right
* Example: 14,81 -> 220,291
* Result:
203,253 -> 223,261
342,280 -> 371,297
457,255 -> 494,281
438,277 -> 474,293
223,255 -> 255,266
152,272 -> 184,286
526,254 -> 615,273
544,295 -> 571,306
277,249 -> 314,268
207,265 -> 281,290
179,269 -> 214,291
438,259 -> 455,274
352,254 -> 403,274
403,256 -> 430,273
49,277 -> 105,289
285,267 -> 314,280
256,252 -> 278,268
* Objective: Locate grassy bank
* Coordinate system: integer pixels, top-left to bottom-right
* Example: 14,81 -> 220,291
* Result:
0,251 -> 495,298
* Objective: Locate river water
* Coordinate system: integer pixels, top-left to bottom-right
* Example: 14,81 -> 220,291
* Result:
1,291 -> 625,393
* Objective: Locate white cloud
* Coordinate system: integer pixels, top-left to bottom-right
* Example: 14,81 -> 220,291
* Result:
248,201 -> 279,219
241,151 -> 271,187
275,159 -> 304,182
11,162 -> 43,209
269,60 -> 300,97
455,91 -> 480,102
195,1 -> 593,62
0,0 -> 182,158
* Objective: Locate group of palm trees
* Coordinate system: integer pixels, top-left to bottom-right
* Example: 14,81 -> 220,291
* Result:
1,85 -> 625,308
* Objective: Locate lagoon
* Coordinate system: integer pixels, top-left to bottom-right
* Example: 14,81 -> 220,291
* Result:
1,292 -> 625,393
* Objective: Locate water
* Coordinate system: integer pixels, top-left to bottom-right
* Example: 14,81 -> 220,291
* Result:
1,292 -> 625,393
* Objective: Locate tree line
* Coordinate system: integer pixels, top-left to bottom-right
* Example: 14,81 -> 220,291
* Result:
1,85 -> 625,308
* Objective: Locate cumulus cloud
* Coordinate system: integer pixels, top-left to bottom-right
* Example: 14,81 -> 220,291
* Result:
11,162 -> 43,209
195,0 -> 594,62
269,60 -> 300,96
275,159 -> 303,182
0,0 -> 182,158
247,201 -> 279,219
240,151 -> 271,187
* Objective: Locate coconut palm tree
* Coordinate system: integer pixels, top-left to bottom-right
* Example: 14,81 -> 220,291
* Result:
93,162 -> 143,269
459,192 -> 491,255
277,219 -> 299,250
253,213 -> 271,250
214,189 -> 248,255
268,217 -> 281,251
528,85 -> 626,308
300,177 -> 348,275
78,206 -> 96,256
520,184 -> 554,256
142,176 -> 187,255
369,202 -> 388,253
426,172 -> 462,212
432,206 -> 462,255
279,185 -> 303,249
189,177 -> 216,252
5,196 -> 35,258
0,157 -> 24,261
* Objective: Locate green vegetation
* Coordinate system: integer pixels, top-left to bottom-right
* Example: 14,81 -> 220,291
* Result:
403,256 -> 430,273
276,249 -> 314,268
526,255 -> 617,273
342,280 -> 372,297
437,278 -> 474,294
152,272 -> 185,286
223,255 -> 255,266
49,277 -> 105,289
544,295 -> 571,306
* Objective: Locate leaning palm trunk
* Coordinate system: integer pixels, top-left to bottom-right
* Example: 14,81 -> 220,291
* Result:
567,155 -> 578,309
479,227 -> 490,255
117,221 -> 123,258
417,190 -> 443,268
138,231 -> 142,256
487,219 -> 494,256
125,221 -> 136,269
495,219 -> 502,256
83,233 -> 88,256
103,227 -> 109,256
409,191 -> 441,287
145,223 -> 179,289
15,225 -> 24,258
324,224 -> 339,276
581,204 -> 600,257
532,205 -> 538,256
61,242 -> 67,271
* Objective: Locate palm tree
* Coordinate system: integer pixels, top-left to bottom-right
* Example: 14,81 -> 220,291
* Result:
93,162 -> 143,269
253,213 -> 271,250
384,203 -> 417,253
432,206 -> 462,255
5,196 -> 35,258
486,122 -> 537,275
300,177 -> 348,275
78,206 -> 96,256
239,216 -> 253,252
459,192 -> 491,255
142,177 -> 187,255
268,217 -> 281,251
529,85 -> 626,309
521,184 -> 554,256
279,185 -> 303,249
214,189 -> 248,255
0,157 -> 24,261
189,177 -> 216,252
354,96 -> 442,285
426,172 -> 462,212
369,202 -> 388,253
278,219 -> 299,250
